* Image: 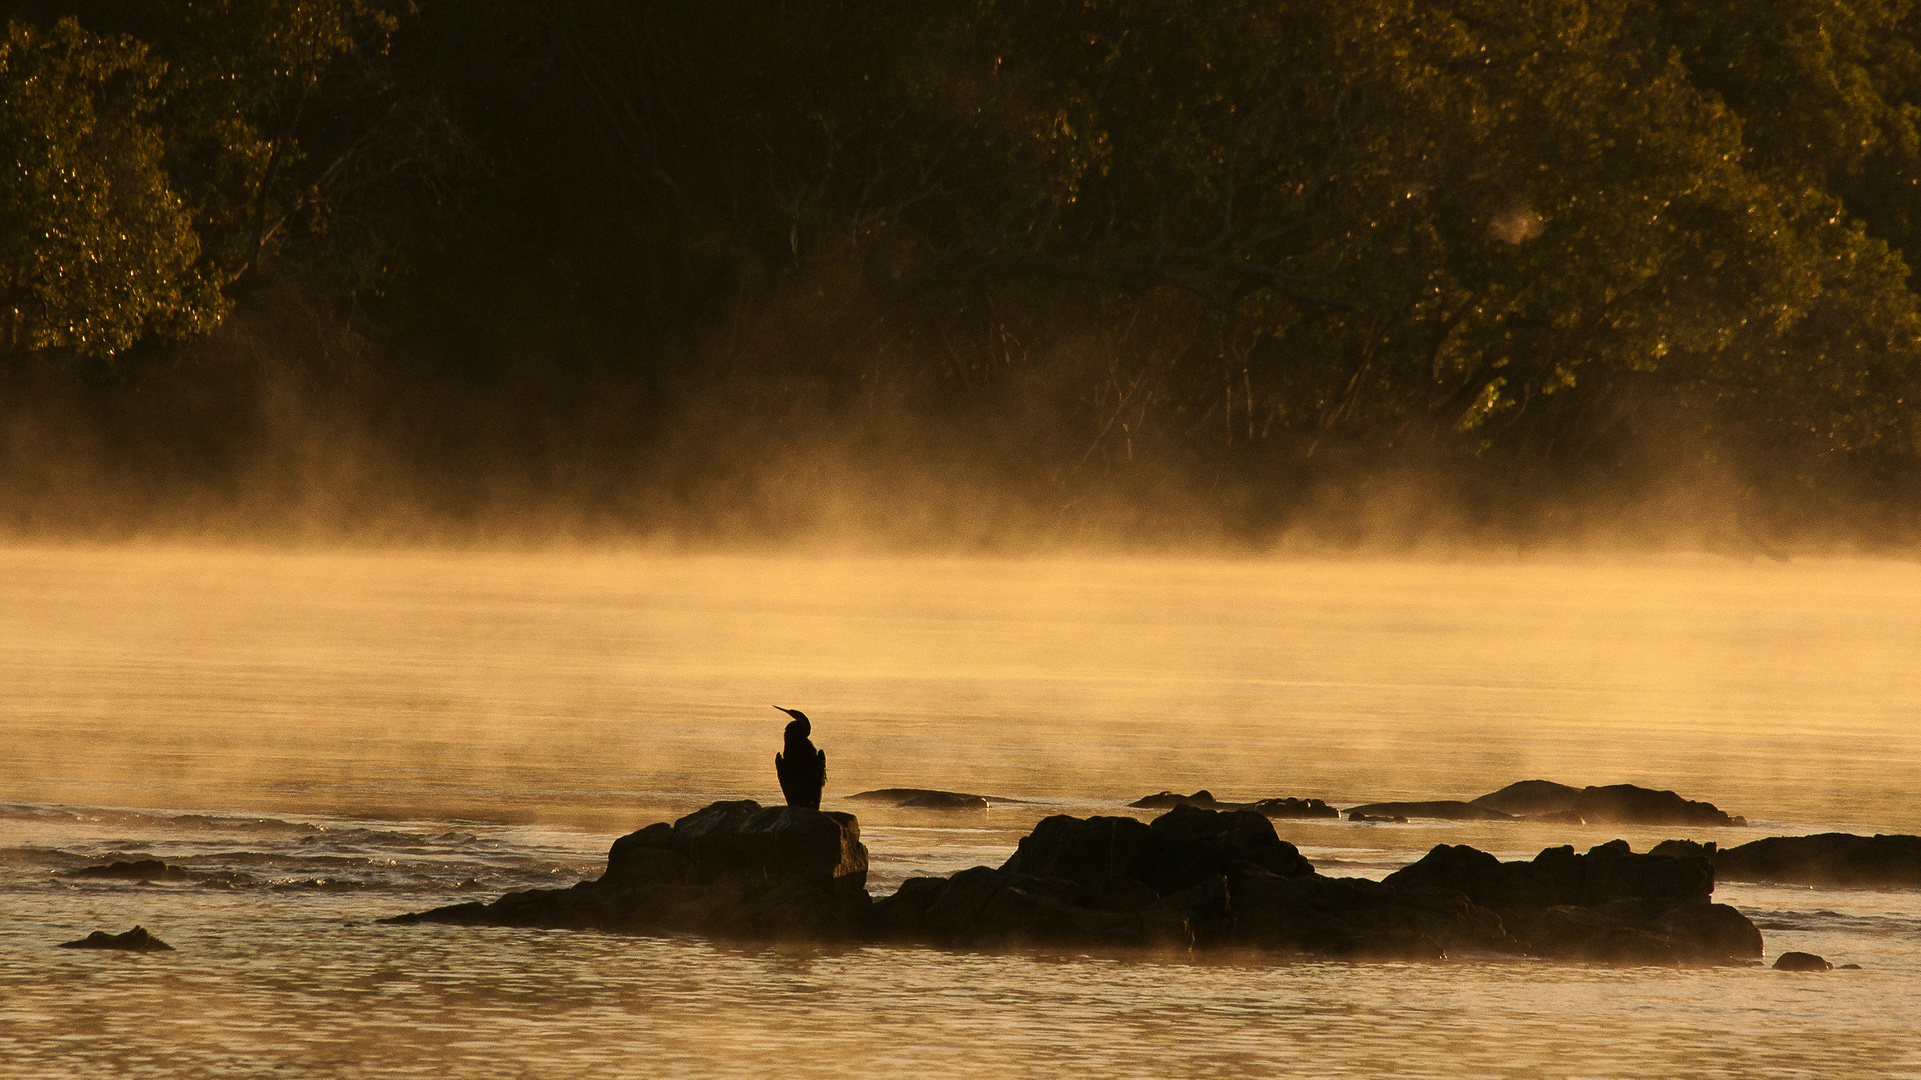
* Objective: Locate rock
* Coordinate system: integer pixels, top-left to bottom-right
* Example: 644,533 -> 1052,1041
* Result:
640,800 -> 868,896
1471,781 -> 1744,827
64,859 -> 197,882
1343,801 -> 1514,822
1380,841 -> 1752,963
899,792 -> 989,810
386,799 -> 872,941
1002,807 -> 1312,899
1245,797 -> 1341,820
1713,833 -> 1921,888
876,806 -> 1318,951
1572,785 -> 1745,828
1130,790 -> 1218,809
1130,792 -> 1339,818
1649,839 -> 1717,860
848,788 -> 999,809
1385,840 -> 1713,911
1229,871 -> 1511,959
1472,780 -> 1582,815
1774,951 -> 1833,971
386,800 -> 1764,965
57,926 -> 173,951
1149,805 -> 1317,879
876,865 -> 1187,950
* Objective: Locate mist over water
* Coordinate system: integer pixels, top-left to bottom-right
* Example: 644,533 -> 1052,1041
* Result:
4,546 -> 1921,1077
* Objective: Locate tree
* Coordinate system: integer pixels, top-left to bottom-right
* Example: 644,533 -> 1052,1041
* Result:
0,17 -> 222,359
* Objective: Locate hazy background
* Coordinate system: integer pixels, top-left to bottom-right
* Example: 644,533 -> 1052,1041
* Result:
6,1 -> 1921,553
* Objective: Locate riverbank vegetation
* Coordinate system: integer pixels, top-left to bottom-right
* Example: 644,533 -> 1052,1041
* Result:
6,1 -> 1921,549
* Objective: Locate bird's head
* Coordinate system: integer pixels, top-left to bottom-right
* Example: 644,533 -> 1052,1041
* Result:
772,706 -> 811,738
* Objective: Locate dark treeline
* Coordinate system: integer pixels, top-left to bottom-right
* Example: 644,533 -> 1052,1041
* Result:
5,0 -> 1921,548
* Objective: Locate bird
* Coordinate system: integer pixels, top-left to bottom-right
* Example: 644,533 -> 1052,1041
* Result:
772,706 -> 827,810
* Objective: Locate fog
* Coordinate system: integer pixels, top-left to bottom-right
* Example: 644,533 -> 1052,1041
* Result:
7,546 -> 1918,834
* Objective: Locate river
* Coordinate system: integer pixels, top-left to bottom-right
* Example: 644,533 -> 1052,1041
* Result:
2,547 -> 1918,1077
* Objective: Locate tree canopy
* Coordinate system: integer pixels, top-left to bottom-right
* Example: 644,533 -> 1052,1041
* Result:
5,0 -> 1921,542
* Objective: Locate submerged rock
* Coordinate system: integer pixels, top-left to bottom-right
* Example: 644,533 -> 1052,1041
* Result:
64,859 -> 198,882
848,788 -> 997,810
1711,833 -> 1921,888
58,926 -> 174,951
1472,781 -> 1745,827
1773,951 -> 1833,971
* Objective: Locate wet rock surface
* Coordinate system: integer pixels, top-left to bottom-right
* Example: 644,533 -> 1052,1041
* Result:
58,926 -> 174,951
1710,833 -> 1921,888
388,801 -> 1765,964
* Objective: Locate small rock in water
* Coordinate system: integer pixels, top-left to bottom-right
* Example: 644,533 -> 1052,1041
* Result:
898,791 -> 988,810
1342,800 -> 1514,822
848,788 -> 998,809
1129,790 -> 1218,809
57,926 -> 174,951
1773,951 -> 1833,971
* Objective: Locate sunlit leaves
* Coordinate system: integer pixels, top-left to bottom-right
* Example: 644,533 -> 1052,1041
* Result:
0,18 -> 224,358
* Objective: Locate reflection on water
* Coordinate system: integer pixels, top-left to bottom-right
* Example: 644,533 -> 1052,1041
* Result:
3,547 -> 1920,1077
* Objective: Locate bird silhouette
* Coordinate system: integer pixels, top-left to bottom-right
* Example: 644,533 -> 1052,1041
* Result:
772,706 -> 826,810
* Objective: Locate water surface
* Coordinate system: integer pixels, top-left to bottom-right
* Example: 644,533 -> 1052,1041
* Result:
3,548 -> 1918,1077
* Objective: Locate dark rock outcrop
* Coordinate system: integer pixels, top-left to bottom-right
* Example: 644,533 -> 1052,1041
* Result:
1774,951 -> 1833,971
1226,870 -> 1512,959
387,800 -> 1762,964
1472,780 -> 1582,815
1129,791 -> 1339,819
1004,807 -> 1314,892
1711,833 -> 1921,888
386,801 -> 872,941
1381,839 -> 1758,963
1246,797 -> 1341,819
1471,781 -> 1745,827
1129,790 -> 1219,809
849,788 -> 997,810
58,926 -> 173,951
875,806 -> 1315,951
1344,801 -> 1514,822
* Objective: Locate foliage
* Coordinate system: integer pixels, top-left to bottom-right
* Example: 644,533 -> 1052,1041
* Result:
5,0 -> 1921,519
0,18 -> 221,357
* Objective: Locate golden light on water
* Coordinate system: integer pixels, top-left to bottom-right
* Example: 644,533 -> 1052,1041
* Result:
5,546 -> 1917,831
